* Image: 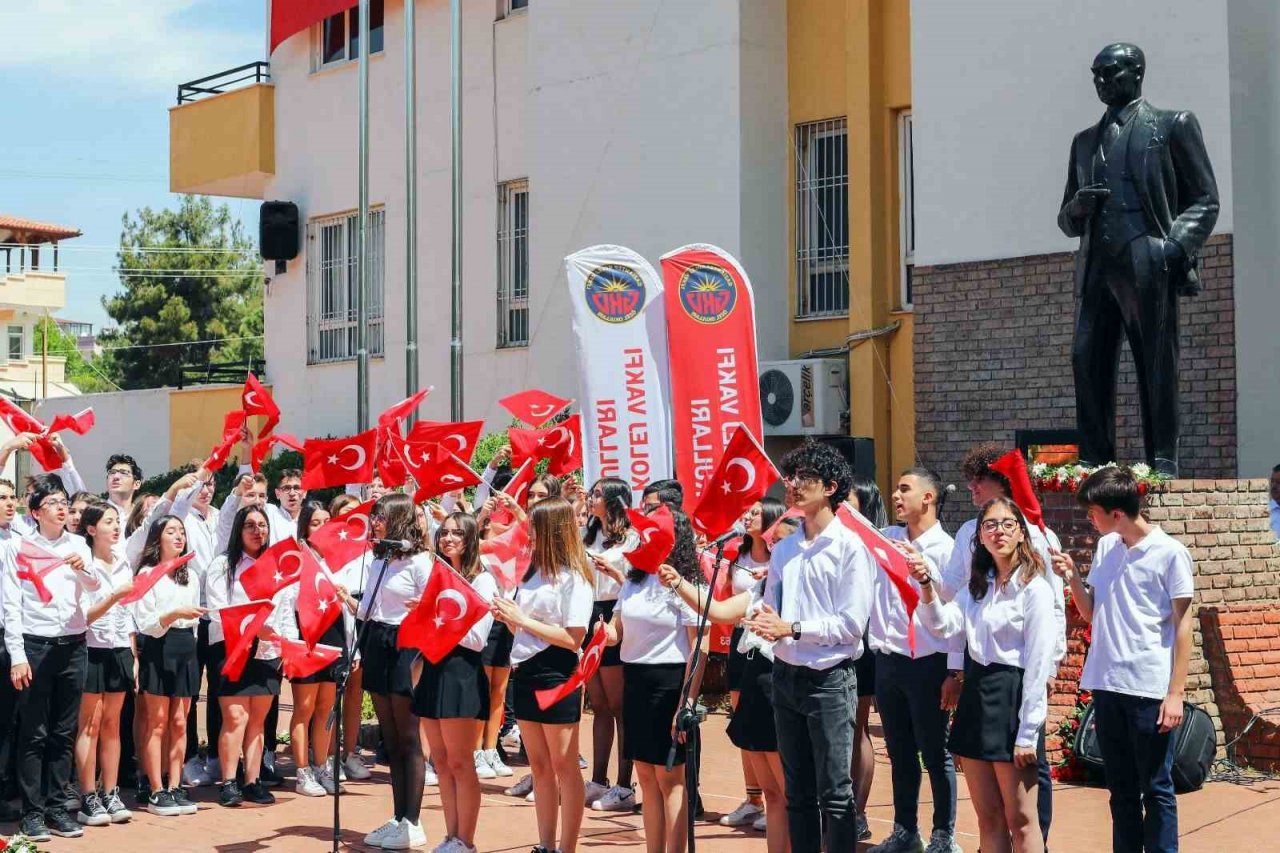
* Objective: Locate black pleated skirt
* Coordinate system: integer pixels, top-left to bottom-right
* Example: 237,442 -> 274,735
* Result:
86,646 -> 135,695
622,662 -> 686,766
481,620 -> 514,668
139,628 -> 200,698
209,640 -> 282,697
727,650 -> 777,753
359,620 -> 419,698
512,646 -> 581,724
590,600 -> 622,667
948,656 -> 1024,762
725,626 -> 747,691
412,646 -> 489,720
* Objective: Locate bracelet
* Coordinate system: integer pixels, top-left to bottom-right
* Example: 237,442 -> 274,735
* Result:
669,578 -> 682,591
918,575 -> 931,586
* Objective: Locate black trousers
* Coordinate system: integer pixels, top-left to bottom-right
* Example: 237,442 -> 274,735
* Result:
15,637 -> 87,814
1072,240 -> 1180,466
875,651 -> 956,834
0,634 -> 18,798
186,619 -> 222,760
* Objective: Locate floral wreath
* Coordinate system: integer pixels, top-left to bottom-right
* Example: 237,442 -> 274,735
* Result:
1030,461 -> 1170,495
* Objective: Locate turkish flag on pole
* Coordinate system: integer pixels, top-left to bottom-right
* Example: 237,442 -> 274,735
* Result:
623,506 -> 675,574
219,599 -> 275,681
542,414 -> 583,476
14,539 -> 66,604
406,420 -> 485,463
507,426 -> 549,469
383,434 -> 438,487
118,552 -> 196,606
397,565 -> 490,664
238,538 -> 307,601
309,500 -> 375,568
535,622 -> 607,710
252,432 -> 302,474
411,447 -> 482,503
302,429 -> 378,489
836,504 -> 920,652
498,389 -> 573,427
46,408 -> 95,436
377,387 -> 433,430
242,373 -> 280,434
989,449 -> 1047,533
0,398 -> 94,472
276,637 -> 343,680
689,426 -> 779,539
296,546 -> 341,647
203,428 -> 241,471
479,521 -> 530,592
223,409 -> 247,437
270,0 -> 357,52
490,458 -> 535,526
0,396 -> 45,435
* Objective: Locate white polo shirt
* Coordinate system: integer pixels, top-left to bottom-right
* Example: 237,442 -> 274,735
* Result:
617,572 -> 699,665
1080,528 -> 1194,700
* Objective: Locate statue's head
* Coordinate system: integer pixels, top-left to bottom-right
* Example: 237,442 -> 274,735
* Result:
1091,43 -> 1145,108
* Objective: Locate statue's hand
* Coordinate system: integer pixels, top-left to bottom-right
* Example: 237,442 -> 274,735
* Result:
1161,238 -> 1185,266
1067,186 -> 1110,218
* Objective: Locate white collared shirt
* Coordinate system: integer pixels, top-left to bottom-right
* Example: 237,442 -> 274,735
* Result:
0,526 -> 16,619
1270,498 -> 1280,543
763,514 -> 874,671
1080,528 -> 1194,700
871,521 -> 955,658
85,555 -> 134,649
214,494 -> 290,554
459,570 -> 497,653
586,529 -> 639,602
204,553 -> 295,659
170,481 -> 220,609
264,503 -> 297,546
132,571 -> 201,638
357,552 -> 434,626
732,552 -> 768,596
510,566 -> 594,665
1,529 -> 99,666
919,568 -> 1057,748
618,572 -> 699,665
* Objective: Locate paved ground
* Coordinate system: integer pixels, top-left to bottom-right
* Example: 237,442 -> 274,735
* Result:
8,705 -> 1278,851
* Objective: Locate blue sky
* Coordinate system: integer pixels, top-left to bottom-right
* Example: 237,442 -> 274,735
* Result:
2,0 -> 265,328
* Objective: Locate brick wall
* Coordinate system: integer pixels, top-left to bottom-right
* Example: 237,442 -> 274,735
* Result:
913,234 -> 1236,508
1040,478 -> 1280,767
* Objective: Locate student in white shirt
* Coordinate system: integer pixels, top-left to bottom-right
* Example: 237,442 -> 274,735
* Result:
131,515 -> 204,819
72,503 -> 137,827
357,494 -> 433,851
492,497 -> 594,853
0,478 -> 23,824
66,491 -> 97,537
4,475 -> 99,841
916,497 -> 1055,853
323,493 -> 375,783
744,442 -> 875,853
580,477 -> 638,809
103,454 -> 143,524
849,476 -> 889,841
604,507 -> 701,853
411,512 -> 497,853
1050,467 -> 1193,853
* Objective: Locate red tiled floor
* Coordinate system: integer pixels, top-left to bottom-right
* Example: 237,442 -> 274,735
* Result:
15,709 -> 1280,851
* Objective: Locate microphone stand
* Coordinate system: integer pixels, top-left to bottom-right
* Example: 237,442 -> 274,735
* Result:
326,551 -> 387,853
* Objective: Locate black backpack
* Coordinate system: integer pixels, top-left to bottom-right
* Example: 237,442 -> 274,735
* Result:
1074,699 -> 1215,793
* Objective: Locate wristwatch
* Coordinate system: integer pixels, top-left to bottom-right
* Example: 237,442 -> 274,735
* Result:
790,621 -> 802,641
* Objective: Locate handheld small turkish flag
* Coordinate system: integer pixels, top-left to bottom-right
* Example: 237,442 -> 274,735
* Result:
252,432 -> 302,474
203,428 -> 241,471
689,426 -> 779,539
491,458 -> 536,526
223,409 -> 247,438
276,636 -> 343,680
989,449 -> 1046,533
242,373 -> 280,434
836,503 -> 920,652
239,538 -> 307,601
309,500 -> 375,568
219,599 -> 275,681
406,420 -> 485,463
623,506 -> 675,574
119,552 -> 196,606
397,564 -> 490,664
302,429 -> 378,489
498,389 -> 572,427
411,447 -> 482,504
0,399 -> 97,472
542,414 -> 583,476
507,425 -> 549,469
377,387 -> 433,430
296,545 -> 340,648
535,622 -> 607,710
479,520 -> 530,592
46,408 -> 95,436
15,539 -> 67,604
384,434 -> 438,487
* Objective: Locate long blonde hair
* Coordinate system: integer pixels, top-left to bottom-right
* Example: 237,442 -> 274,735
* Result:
528,497 -> 593,585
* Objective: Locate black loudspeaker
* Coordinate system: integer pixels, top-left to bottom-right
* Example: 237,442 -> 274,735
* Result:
821,436 -> 875,482
1074,699 -> 1216,793
260,201 -> 300,261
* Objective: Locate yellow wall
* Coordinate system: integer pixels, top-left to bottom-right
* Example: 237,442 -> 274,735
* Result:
167,385 -> 269,469
788,0 -> 915,491
169,83 -> 275,199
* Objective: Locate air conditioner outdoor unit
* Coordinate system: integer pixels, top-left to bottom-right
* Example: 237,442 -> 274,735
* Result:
758,358 -> 847,436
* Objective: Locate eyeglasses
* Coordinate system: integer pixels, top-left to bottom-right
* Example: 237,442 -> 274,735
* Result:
242,522 -> 270,532
438,529 -> 465,539
277,485 -> 303,492
980,519 -> 1021,535
107,468 -> 134,479
39,498 -> 70,510
783,471 -> 822,488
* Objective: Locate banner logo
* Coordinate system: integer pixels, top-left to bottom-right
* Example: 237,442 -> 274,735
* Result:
585,265 -> 645,324
677,264 -> 736,324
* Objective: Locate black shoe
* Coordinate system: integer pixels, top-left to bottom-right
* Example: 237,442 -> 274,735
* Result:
242,781 -> 275,805
77,790 -> 110,826
258,758 -> 284,788
135,777 -> 151,809
20,810 -> 53,842
146,789 -> 182,817
856,812 -> 872,841
46,806 -> 85,837
170,787 -> 198,815
694,795 -> 705,820
0,799 -> 20,821
60,780 -> 81,811
219,780 -> 244,808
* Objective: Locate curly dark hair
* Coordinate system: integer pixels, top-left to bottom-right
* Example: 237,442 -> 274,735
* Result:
779,440 -> 851,509
959,442 -> 1011,492
626,507 -> 700,586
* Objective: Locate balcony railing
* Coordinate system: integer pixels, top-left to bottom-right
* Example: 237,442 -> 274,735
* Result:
177,61 -> 271,105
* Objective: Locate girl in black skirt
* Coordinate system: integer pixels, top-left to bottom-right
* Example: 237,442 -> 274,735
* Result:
131,514 -> 204,818
581,477 -> 638,808
916,497 -> 1056,853
205,505 -> 293,809
412,512 -> 496,853
74,502 -> 136,826
326,493 -> 374,783
605,508 -> 702,853
492,497 -> 594,853
357,494 -> 433,850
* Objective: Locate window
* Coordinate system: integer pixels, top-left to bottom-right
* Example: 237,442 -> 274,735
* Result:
306,209 -> 385,364
497,180 -> 530,349
318,0 -> 384,68
6,326 -> 22,361
898,111 -> 915,309
794,118 -> 849,318
507,0 -> 529,14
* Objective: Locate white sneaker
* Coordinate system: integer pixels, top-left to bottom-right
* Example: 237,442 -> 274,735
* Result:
504,773 -> 533,798
383,818 -> 427,850
429,837 -> 456,853
315,764 -> 344,795
181,757 -> 208,788
364,817 -> 401,847
583,779 -> 609,806
483,748 -> 513,777
500,724 -> 522,752
295,766 -> 326,797
343,753 -> 371,781
424,760 -> 438,787
753,814 -> 767,832
720,800 -> 763,827
868,823 -> 926,853
591,785 -> 635,812
474,750 -> 497,780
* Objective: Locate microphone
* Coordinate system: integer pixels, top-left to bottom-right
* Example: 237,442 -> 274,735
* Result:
370,538 -> 412,549
710,522 -> 745,548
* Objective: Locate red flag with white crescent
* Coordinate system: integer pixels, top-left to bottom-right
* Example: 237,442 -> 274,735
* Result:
498,389 -> 573,427
377,387 -> 433,431
219,599 -> 275,681
535,622 -> 608,710
242,373 -> 280,434
623,506 -> 675,574
397,564 -> 490,664
479,521 -> 530,592
302,429 -> 378,489
276,637 -> 343,680
15,539 -> 66,604
836,503 -> 920,652
688,425 -> 779,539
238,538 -> 307,601
406,420 -> 485,463
309,500 -> 375,568
118,552 -> 196,606
295,546 -> 341,648
411,447 -> 482,504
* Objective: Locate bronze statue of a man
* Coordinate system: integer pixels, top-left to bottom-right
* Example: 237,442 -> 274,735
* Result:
1058,43 -> 1219,477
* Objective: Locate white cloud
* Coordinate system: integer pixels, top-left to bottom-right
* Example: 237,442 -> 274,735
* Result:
0,0 -> 264,91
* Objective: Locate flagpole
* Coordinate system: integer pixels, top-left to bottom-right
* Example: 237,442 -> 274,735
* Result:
356,0 -> 372,432
448,0 -> 463,421
404,0 -> 420,417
